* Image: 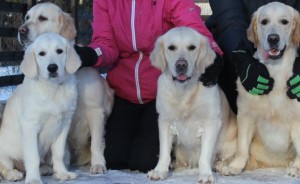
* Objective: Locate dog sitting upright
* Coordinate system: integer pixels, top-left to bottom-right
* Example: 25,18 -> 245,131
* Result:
147,27 -> 236,184
0,33 -> 81,184
218,2 -> 300,177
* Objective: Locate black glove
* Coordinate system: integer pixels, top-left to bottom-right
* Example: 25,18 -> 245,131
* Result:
199,54 -> 223,87
73,45 -> 98,67
287,56 -> 300,101
232,42 -> 274,95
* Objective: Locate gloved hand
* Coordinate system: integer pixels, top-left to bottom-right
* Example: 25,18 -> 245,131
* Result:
287,56 -> 300,101
199,54 -> 223,87
232,41 -> 274,95
73,45 -> 98,67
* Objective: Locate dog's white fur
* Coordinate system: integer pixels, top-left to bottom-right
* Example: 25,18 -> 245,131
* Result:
0,32 -> 81,183
18,2 -> 114,174
147,27 -> 236,184
218,2 -> 300,177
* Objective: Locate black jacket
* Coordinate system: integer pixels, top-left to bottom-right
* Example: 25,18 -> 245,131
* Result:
206,0 -> 300,54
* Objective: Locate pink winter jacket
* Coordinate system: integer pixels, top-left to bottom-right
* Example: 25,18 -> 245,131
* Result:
89,0 -> 223,104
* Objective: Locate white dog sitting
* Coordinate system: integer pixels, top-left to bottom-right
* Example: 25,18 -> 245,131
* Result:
0,32 -> 81,184
147,27 -> 235,184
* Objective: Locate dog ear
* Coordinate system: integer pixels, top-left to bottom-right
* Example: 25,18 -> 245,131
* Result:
196,37 -> 216,74
65,43 -> 82,74
292,9 -> 300,45
247,11 -> 259,45
58,13 -> 77,41
20,46 -> 38,78
150,36 -> 166,71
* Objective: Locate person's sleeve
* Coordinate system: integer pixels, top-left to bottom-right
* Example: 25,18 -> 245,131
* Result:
166,0 -> 223,55
88,0 -> 119,68
209,0 -> 252,54
295,1 -> 300,13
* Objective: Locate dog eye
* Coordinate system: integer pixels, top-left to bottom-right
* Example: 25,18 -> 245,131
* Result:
261,19 -> 268,25
38,15 -> 48,22
168,45 -> 176,51
188,45 -> 196,51
281,19 -> 289,25
57,49 -> 63,54
39,51 -> 46,56
25,15 -> 29,20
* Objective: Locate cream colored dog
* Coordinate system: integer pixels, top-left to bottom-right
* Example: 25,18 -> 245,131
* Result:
18,2 -> 114,174
218,2 -> 300,177
0,33 -> 81,184
147,27 -> 236,184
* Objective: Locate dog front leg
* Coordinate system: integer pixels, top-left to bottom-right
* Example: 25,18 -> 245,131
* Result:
21,121 -> 42,184
220,115 -> 255,175
87,108 -> 106,174
51,114 -> 77,181
148,117 -> 173,181
198,119 -> 222,184
287,122 -> 300,177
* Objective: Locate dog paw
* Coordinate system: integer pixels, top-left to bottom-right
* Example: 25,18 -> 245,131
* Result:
286,166 -> 300,178
214,160 -> 227,173
3,169 -> 24,181
54,171 -> 77,181
219,166 -> 242,176
25,178 -> 43,184
198,174 -> 215,184
40,165 -> 53,176
90,164 -> 107,174
147,170 -> 168,181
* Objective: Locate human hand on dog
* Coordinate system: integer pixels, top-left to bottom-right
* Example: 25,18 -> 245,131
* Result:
232,41 -> 274,95
286,55 -> 300,101
74,45 -> 98,67
199,54 -> 223,87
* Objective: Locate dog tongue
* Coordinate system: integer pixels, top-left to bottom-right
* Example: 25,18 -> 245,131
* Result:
177,74 -> 187,81
262,50 -> 269,60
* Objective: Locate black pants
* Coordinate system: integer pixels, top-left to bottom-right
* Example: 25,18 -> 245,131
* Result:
104,96 -> 159,173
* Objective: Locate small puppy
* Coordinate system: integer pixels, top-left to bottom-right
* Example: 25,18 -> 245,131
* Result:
18,2 -> 114,174
218,2 -> 300,177
147,27 -> 235,184
0,32 -> 81,184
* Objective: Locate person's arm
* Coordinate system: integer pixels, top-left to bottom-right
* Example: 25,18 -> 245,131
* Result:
209,0 -> 251,54
87,0 -> 119,68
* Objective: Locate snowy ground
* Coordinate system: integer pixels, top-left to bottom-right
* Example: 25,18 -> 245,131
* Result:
1,167 -> 300,184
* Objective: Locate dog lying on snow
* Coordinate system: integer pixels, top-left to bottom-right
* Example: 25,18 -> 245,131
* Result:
147,27 -> 237,184
0,32 -> 80,184
17,2 -> 114,174
217,2 -> 300,178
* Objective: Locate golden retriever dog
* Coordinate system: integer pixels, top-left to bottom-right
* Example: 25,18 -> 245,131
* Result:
0,32 -> 81,184
18,2 -> 114,174
147,27 -> 236,184
218,2 -> 300,177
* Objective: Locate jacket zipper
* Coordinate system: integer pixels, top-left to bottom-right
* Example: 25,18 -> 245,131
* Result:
131,0 -> 144,104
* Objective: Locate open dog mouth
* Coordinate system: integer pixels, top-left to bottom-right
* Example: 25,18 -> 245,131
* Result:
172,74 -> 191,83
263,45 -> 286,60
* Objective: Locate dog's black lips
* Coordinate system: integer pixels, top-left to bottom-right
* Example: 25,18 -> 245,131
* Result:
172,75 -> 191,83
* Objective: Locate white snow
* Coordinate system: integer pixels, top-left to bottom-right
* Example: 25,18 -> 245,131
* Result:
1,167 -> 299,184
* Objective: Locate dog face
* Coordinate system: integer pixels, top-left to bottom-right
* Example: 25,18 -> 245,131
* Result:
20,32 -> 81,81
247,2 -> 300,61
18,2 -> 76,46
150,27 -> 215,83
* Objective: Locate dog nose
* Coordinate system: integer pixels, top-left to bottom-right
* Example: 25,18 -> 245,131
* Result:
18,26 -> 28,34
176,59 -> 188,73
47,64 -> 58,73
267,34 -> 279,46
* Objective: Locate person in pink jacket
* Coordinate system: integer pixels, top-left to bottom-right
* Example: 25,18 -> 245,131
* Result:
74,0 -> 223,172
